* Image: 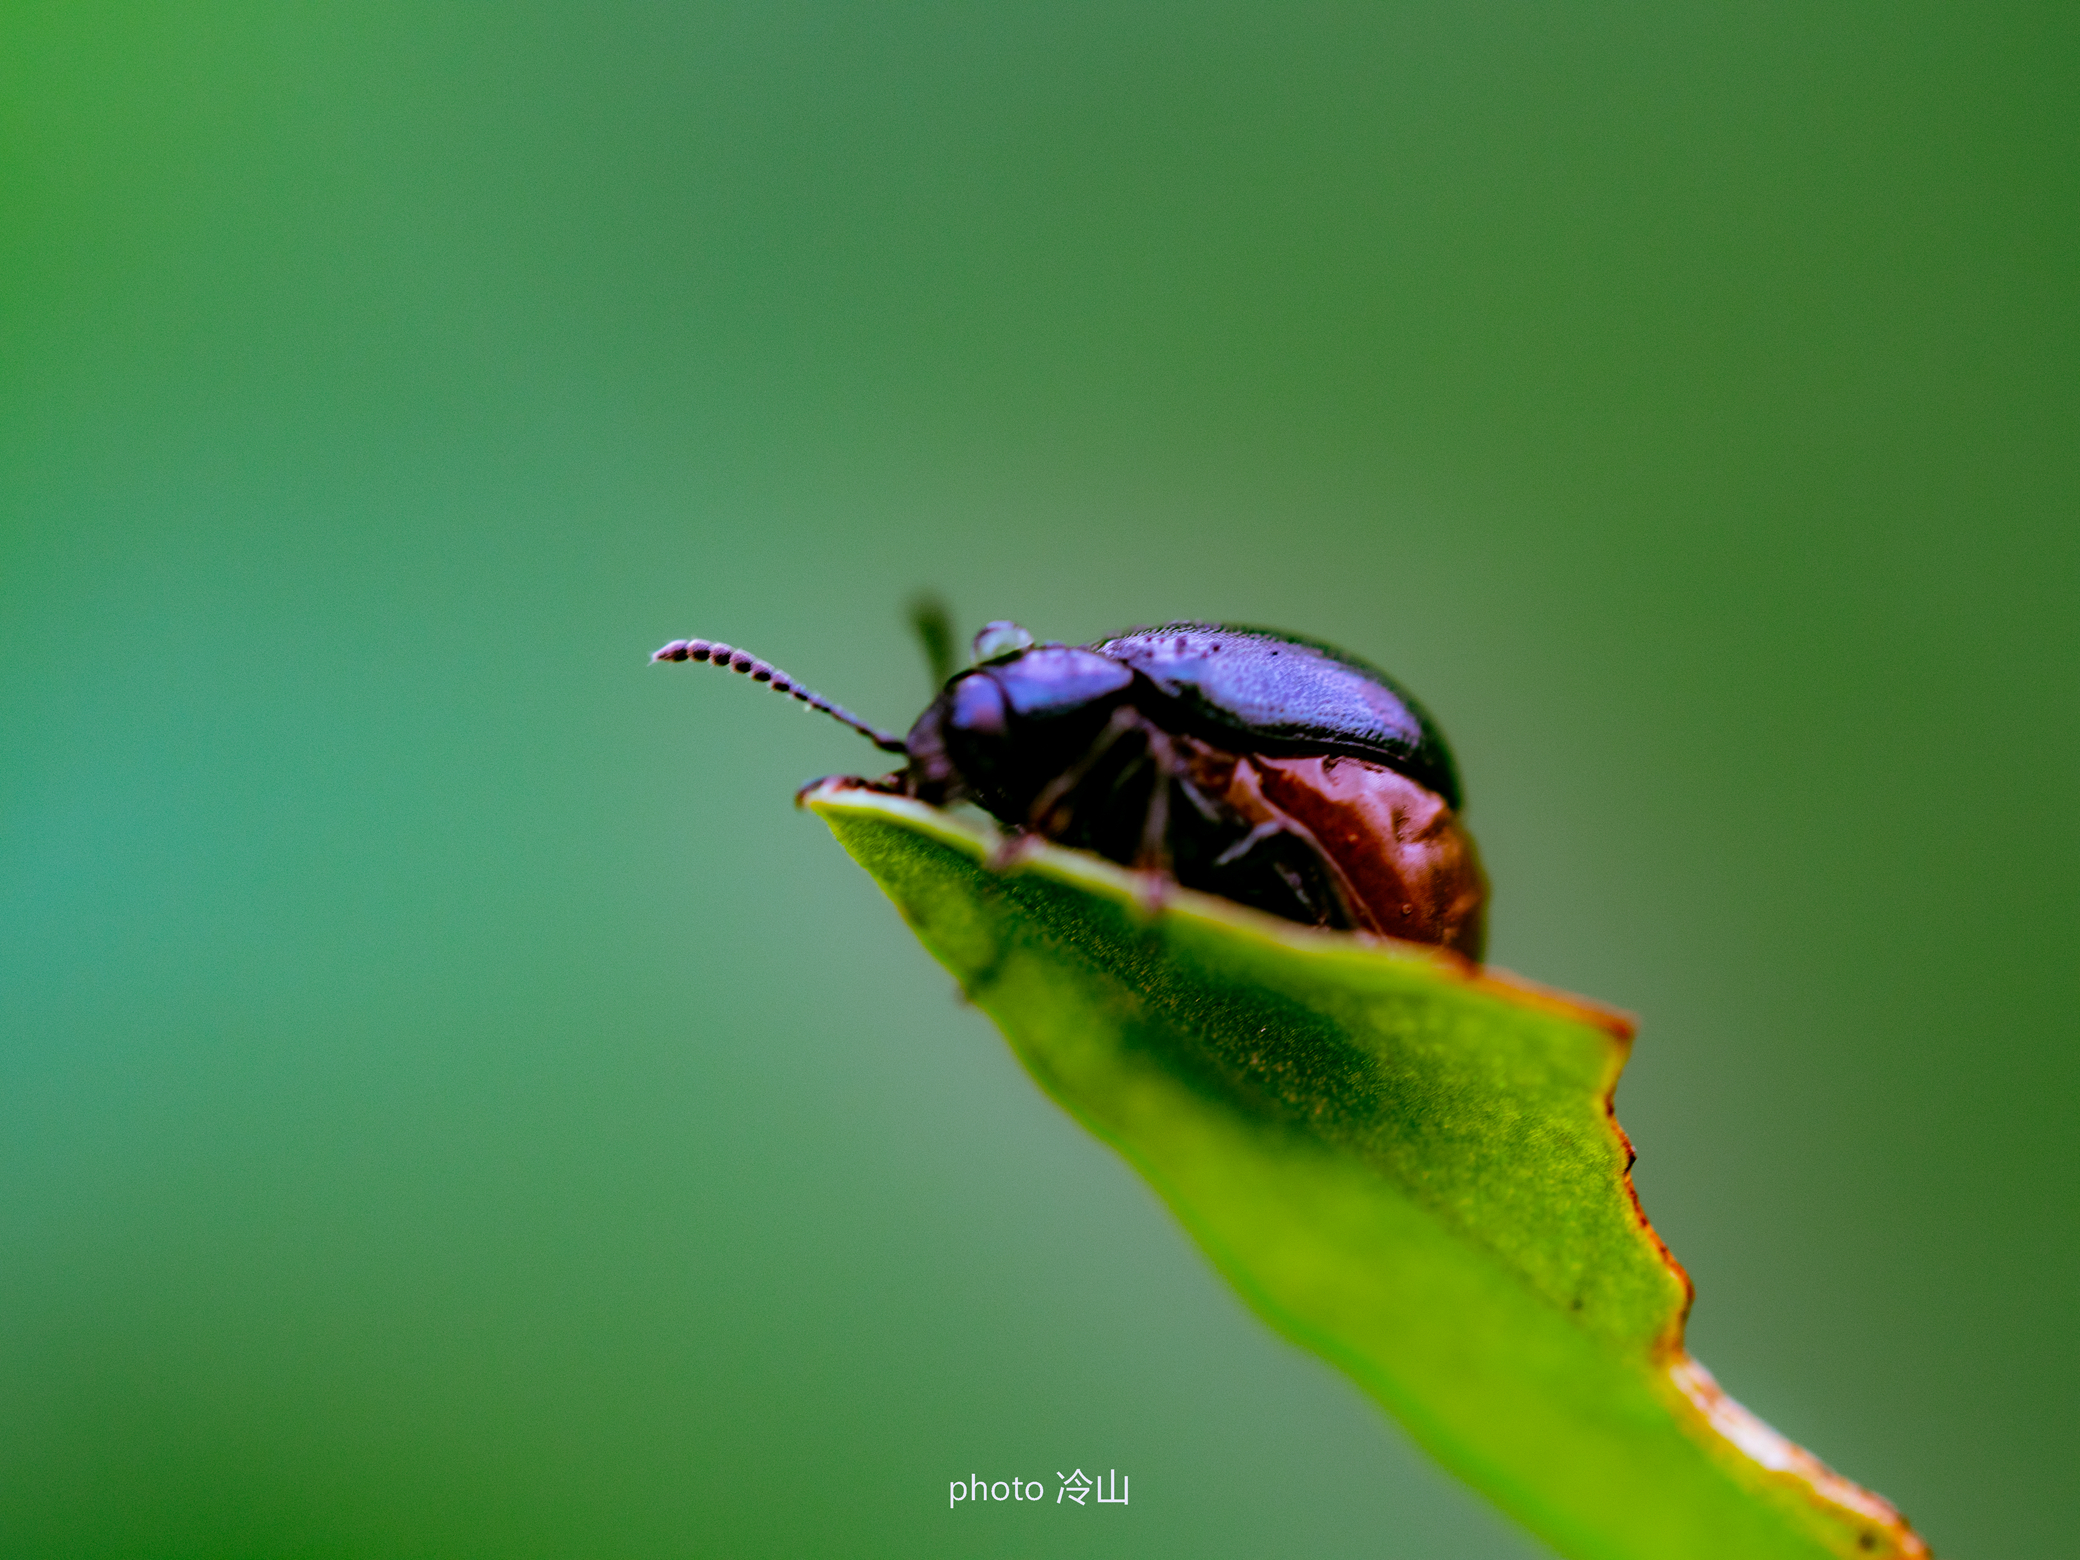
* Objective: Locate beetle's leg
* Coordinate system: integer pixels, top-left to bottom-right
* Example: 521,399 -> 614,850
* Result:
1282,820 -> 1375,931
1271,860 -> 1332,923
1168,735 -> 1249,828
986,828 -> 1039,873
1026,704 -> 1142,835
1171,766 -> 1227,825
1132,728 -> 1181,876
1207,815 -> 1347,926
1213,819 -> 1287,867
1113,725 -> 1185,914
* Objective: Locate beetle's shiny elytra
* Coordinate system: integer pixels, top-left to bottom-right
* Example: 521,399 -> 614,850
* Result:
654,620 -> 1486,958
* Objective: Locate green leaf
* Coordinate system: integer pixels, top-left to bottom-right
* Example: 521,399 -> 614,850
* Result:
808,784 -> 1929,1560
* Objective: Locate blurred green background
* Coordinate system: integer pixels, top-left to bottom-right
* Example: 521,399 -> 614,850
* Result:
2,3 -> 2073,1556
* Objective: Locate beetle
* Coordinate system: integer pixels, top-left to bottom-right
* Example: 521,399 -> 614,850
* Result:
653,618 -> 1486,958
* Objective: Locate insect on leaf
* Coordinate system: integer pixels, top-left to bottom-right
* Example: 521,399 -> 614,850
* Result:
807,783 -> 1929,1560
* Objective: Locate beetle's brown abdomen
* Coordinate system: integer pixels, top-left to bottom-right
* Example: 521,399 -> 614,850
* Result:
1188,749 -> 1485,958
1256,755 -> 1486,957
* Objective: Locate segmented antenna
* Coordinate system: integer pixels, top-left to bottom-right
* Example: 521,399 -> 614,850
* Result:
651,638 -> 909,754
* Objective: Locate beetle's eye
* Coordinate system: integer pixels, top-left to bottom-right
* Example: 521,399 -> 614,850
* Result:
949,672 -> 1009,737
972,620 -> 1034,662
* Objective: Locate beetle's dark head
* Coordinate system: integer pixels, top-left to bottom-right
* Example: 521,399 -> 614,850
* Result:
903,622 -> 1138,820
